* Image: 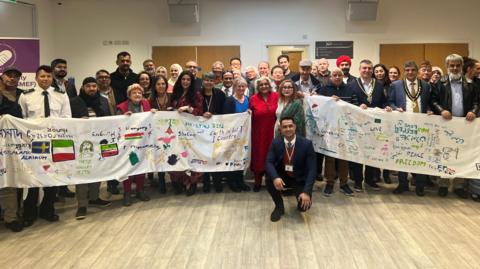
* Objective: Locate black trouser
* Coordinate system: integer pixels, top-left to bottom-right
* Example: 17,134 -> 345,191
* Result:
266,170 -> 308,212
203,172 -> 223,187
223,170 -> 244,186
23,186 -> 57,220
107,180 -> 119,188
350,162 -> 379,186
316,153 -> 324,177
398,172 -> 426,189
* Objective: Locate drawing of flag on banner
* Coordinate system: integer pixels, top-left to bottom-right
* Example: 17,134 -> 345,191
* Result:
100,143 -> 119,157
124,132 -> 144,140
31,141 -> 50,154
51,140 -> 75,162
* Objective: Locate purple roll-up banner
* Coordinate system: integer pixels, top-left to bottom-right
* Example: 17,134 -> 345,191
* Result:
0,38 -> 40,89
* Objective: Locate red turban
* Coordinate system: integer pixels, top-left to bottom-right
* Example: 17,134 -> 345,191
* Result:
336,55 -> 352,67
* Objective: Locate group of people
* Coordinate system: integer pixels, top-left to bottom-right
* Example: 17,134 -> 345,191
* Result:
1,50 -> 479,230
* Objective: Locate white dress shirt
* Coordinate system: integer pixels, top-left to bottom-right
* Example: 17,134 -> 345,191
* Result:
18,85 -> 72,119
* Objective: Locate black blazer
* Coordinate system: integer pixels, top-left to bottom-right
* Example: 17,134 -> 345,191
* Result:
265,135 -> 317,195
430,76 -> 479,116
347,78 -> 387,108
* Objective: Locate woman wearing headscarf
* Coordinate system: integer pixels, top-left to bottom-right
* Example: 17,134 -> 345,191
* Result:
167,63 -> 183,94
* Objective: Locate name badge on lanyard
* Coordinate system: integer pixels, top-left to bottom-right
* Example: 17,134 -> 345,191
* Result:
285,143 -> 295,172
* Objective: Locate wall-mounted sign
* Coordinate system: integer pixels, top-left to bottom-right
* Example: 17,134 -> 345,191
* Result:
315,41 -> 353,59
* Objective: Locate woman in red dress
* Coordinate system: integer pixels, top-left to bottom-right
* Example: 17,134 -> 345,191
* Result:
170,71 -> 204,196
249,76 -> 279,191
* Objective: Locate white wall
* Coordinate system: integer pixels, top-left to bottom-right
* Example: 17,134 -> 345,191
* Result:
31,0 -> 480,84
21,0 -> 55,64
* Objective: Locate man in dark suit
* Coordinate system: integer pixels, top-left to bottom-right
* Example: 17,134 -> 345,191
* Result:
265,117 -> 317,222
388,60 -> 432,196
430,54 -> 479,198
346,59 -> 389,192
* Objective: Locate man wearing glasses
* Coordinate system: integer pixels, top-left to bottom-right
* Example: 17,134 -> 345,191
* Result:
185,60 -> 202,90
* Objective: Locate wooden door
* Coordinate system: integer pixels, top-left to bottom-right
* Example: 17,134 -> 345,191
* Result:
425,43 -> 468,74
151,46 -> 196,75
284,51 -> 303,73
151,46 -> 240,78
380,44 -> 424,79
196,46 -> 240,77
380,43 -> 469,77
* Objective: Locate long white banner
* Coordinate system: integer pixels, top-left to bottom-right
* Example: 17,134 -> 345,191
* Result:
0,112 -> 251,187
305,96 -> 480,179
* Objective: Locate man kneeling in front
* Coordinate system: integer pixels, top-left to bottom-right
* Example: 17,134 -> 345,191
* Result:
265,117 -> 317,222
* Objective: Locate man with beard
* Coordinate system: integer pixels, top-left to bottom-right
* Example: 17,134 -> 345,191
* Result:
95,69 -> 117,116
51,59 -> 77,198
51,58 -> 77,98
336,55 -> 356,84
347,59 -> 388,192
430,54 -> 479,198
110,51 -> 138,104
0,70 -> 24,232
142,59 -> 156,77
69,77 -> 112,219
277,54 -> 298,80
316,58 -> 331,87
463,57 -> 480,89
18,65 -> 72,226
388,61 -> 432,196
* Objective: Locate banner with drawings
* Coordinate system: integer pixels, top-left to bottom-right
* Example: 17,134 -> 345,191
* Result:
305,95 -> 480,179
0,112 -> 251,187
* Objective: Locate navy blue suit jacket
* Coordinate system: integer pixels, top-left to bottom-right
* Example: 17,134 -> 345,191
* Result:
347,78 -> 387,108
265,135 -> 317,195
388,79 -> 431,113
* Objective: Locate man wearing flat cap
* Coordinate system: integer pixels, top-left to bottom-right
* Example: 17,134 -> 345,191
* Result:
292,59 -> 321,95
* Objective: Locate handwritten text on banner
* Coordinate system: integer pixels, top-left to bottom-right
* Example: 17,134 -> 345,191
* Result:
305,96 -> 480,179
0,112 -> 251,187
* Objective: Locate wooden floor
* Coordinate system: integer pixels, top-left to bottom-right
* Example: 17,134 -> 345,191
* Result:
1,180 -> 480,269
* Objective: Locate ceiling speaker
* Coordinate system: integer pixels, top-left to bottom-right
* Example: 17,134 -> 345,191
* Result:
346,0 -> 378,21
168,0 -> 199,24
